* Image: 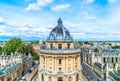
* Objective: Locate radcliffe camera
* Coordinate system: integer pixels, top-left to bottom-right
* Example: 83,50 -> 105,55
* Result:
0,0 -> 120,81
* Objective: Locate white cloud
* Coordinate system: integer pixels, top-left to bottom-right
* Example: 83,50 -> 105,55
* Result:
108,0 -> 118,3
82,0 -> 95,4
25,0 -> 53,11
51,4 -> 71,11
83,11 -> 97,20
0,16 -> 5,22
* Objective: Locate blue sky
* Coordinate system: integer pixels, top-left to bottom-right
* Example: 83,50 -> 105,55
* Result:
0,0 -> 120,41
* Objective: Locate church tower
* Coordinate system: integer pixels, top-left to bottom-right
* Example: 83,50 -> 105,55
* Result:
38,18 -> 82,81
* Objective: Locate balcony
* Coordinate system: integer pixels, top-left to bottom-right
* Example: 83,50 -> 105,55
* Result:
40,48 -> 81,54
38,67 -> 81,76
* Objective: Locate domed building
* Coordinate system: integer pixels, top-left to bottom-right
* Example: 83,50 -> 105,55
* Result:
38,18 -> 82,81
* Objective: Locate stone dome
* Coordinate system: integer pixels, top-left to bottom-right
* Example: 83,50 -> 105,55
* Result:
48,18 -> 72,41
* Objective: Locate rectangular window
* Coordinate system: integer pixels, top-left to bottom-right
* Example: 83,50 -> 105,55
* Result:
103,57 -> 106,63
58,44 -> 62,49
59,59 -> 62,64
116,57 -> 118,63
50,44 -> 53,49
112,57 -> 114,63
68,44 -> 70,49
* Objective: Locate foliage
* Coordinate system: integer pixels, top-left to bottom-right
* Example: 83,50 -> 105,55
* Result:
24,43 -> 33,55
30,41 -> 39,44
117,69 -> 120,75
108,43 -> 112,46
94,48 -> 99,52
2,38 -> 22,54
42,41 -> 46,45
32,54 -> 39,60
0,46 -> 2,54
112,46 -> 120,49
2,38 -> 33,55
79,42 -> 83,46
88,42 -> 93,46
84,41 -> 93,46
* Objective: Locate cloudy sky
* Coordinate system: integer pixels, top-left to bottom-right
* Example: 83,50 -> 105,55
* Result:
0,0 -> 120,41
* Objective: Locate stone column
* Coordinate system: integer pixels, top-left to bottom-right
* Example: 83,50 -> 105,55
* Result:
66,57 -> 68,72
45,56 -> 47,70
38,73 -> 42,81
74,56 -> 75,70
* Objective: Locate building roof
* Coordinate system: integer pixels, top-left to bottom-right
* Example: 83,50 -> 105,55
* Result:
109,71 -> 120,81
0,63 -> 21,76
103,49 -> 120,56
48,18 -> 72,41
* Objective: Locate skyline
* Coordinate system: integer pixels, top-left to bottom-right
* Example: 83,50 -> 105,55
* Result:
0,0 -> 120,41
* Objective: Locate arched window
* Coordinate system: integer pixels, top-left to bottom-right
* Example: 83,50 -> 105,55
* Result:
68,77 -> 72,81
58,77 -> 62,81
48,77 -> 52,81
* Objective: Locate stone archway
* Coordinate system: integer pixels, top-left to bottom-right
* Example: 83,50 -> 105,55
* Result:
58,77 -> 62,81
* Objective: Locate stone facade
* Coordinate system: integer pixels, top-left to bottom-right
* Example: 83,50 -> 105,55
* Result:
38,18 -> 82,81
0,53 -> 32,81
82,47 -> 120,81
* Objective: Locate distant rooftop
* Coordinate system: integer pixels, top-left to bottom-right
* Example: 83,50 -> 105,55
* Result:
109,71 -> 120,81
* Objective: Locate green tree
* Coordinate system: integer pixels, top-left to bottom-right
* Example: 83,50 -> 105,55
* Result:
24,43 -> 33,55
94,48 -> 99,52
2,38 -> 22,54
16,42 -> 26,53
78,42 -> 83,46
2,38 -> 34,55
42,41 -> 46,45
32,54 -> 39,60
112,46 -> 120,49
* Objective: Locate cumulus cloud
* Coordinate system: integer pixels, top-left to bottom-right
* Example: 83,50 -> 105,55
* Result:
25,0 -> 53,11
108,0 -> 118,3
0,16 -> 5,22
51,4 -> 71,11
82,0 -> 95,4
